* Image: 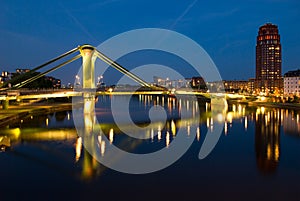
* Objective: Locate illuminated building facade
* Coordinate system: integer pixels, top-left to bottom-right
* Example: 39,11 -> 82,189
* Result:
284,69 -> 300,96
223,80 -> 248,93
255,23 -> 282,94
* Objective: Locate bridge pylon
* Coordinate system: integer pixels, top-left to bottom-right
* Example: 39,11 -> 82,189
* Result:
80,45 -> 96,89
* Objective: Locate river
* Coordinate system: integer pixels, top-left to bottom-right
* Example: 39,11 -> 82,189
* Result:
0,95 -> 299,200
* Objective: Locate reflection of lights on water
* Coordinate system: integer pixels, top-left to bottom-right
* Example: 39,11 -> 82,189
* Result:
244,116 -> 248,131
217,113 -> 223,122
46,118 -> 49,126
238,104 -> 242,114
187,124 -> 190,136
205,102 -> 208,112
224,121 -> 228,135
275,144 -> 279,161
232,104 -> 236,113
151,129 -> 154,141
267,144 -> 271,160
206,118 -> 210,127
227,113 -> 233,124
196,127 -> 200,141
261,107 -> 265,114
158,131 -> 162,141
101,141 -> 106,156
179,99 -> 182,113
162,97 -> 164,107
173,99 -> 176,110
171,120 -> 176,136
158,126 -> 162,141
75,137 -> 82,162
186,100 -> 189,111
31,116 -> 33,119
98,135 -> 102,144
166,131 -> 170,147
281,109 -> 284,124
109,128 -> 114,144
242,107 -> 245,116
297,114 -> 299,123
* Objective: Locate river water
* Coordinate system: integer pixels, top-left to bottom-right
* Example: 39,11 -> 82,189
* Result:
0,95 -> 299,201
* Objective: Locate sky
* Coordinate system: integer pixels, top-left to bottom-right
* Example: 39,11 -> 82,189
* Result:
0,0 -> 299,85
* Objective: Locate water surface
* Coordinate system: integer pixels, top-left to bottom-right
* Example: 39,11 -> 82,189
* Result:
0,95 -> 299,201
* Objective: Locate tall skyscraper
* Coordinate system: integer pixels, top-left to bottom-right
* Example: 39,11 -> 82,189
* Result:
255,23 -> 282,94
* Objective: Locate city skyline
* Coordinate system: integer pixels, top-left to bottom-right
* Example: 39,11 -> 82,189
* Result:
0,0 -> 300,85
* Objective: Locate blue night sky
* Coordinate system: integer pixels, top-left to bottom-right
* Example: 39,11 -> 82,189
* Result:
0,0 -> 299,85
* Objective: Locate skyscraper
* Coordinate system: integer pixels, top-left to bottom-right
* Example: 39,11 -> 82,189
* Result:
255,23 -> 282,94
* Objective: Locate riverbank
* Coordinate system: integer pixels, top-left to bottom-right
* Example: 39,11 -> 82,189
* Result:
228,99 -> 300,110
0,102 -> 72,127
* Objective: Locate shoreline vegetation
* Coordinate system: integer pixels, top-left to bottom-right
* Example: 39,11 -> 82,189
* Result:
0,96 -> 300,128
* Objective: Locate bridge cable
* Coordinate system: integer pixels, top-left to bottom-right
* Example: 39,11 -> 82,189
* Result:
95,49 -> 151,88
14,54 -> 81,89
1,47 -> 80,89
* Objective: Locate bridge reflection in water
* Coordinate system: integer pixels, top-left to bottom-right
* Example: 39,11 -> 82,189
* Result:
0,95 -> 300,181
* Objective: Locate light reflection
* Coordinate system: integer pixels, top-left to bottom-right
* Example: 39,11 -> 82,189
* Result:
109,128 -> 114,144
238,104 -> 242,114
75,137 -> 82,162
166,131 -> 170,147
171,120 -> 176,136
245,116 -> 248,131
158,126 -> 162,141
196,127 -> 200,141
45,118 -> 49,127
255,106 -> 280,174
151,128 -> 154,141
101,141 -> 106,156
186,100 -> 189,111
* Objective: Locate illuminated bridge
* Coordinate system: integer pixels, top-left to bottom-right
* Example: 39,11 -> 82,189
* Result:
0,44 -> 172,108
0,44 -> 249,109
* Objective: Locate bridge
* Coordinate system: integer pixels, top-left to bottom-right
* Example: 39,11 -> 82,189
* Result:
0,44 -> 250,109
0,44 -> 171,108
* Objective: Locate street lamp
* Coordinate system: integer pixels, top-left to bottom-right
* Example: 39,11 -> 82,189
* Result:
75,75 -> 81,87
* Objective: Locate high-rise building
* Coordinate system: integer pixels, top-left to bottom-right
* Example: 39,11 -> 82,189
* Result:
255,23 -> 282,94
